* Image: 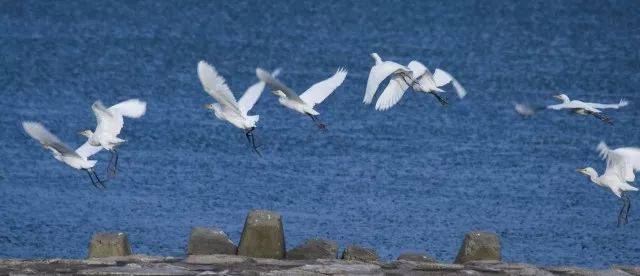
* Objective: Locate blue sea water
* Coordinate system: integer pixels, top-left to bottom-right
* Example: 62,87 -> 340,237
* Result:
1,0 -> 640,268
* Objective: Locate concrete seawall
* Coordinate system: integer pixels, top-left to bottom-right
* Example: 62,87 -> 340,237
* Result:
1,209 -> 637,275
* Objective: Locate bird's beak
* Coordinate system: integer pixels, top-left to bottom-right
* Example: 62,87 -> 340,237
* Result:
202,104 -> 211,109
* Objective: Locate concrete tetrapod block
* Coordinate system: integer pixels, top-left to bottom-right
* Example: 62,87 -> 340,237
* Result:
88,232 -> 132,258
454,231 -> 501,264
237,210 -> 286,259
187,227 -> 237,255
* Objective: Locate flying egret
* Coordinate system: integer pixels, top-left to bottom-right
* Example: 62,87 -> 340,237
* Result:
23,121 -> 106,189
78,99 -> 146,178
577,141 -> 640,225
547,93 -> 628,124
375,60 -> 467,110
363,53 -> 413,106
256,67 -> 347,131
198,60 -> 270,154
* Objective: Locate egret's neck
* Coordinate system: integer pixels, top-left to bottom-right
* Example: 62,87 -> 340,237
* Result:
586,170 -> 600,185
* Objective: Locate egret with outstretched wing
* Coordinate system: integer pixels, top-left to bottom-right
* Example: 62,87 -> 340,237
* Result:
23,121 -> 106,189
577,141 -> 640,225
547,93 -> 615,124
79,99 -> 146,178
198,60 -> 271,154
257,67 -> 347,131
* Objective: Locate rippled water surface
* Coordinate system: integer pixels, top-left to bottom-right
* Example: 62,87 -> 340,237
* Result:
1,0 -> 640,267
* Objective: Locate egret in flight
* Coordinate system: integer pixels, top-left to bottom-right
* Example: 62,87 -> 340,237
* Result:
547,93 -> 628,124
577,142 -> 640,226
256,67 -> 347,131
78,99 -> 147,178
23,122 -> 106,189
375,60 -> 467,110
198,61 -> 269,154
363,53 -> 413,106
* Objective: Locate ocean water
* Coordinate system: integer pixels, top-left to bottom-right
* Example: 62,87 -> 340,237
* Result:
1,0 -> 640,268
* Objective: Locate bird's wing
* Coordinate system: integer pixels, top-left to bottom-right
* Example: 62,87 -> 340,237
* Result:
109,99 -> 147,118
238,69 -> 280,115
586,99 -> 629,109
514,103 -> 536,116
407,60 -> 428,78
197,61 -> 242,115
238,81 -> 265,115
598,142 -> 640,182
433,69 -> 467,99
547,101 -> 601,112
363,62 -> 408,104
255,68 -> 302,102
22,121 -> 80,158
299,68 -> 348,106
92,100 -> 120,136
375,74 -> 410,111
75,141 -> 103,159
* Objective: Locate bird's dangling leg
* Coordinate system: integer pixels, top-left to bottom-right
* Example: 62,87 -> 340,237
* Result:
245,128 -> 261,156
308,114 -> 327,131
618,194 -> 630,226
429,92 -> 449,106
399,73 -> 448,106
107,149 -> 119,179
86,169 -> 105,190
93,170 -> 106,189
587,110 -> 613,125
623,194 -> 631,225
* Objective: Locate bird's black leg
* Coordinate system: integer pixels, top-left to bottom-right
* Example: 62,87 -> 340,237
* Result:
107,149 -> 119,179
623,194 -> 631,225
307,114 -> 327,131
399,73 -> 448,106
93,170 -> 106,189
587,110 -> 613,125
618,194 -> 630,226
245,128 -> 261,156
86,169 -> 99,189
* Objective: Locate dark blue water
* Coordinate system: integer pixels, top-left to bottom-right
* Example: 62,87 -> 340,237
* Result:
1,0 -> 640,268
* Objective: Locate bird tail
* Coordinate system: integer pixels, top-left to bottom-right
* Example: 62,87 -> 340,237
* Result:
597,141 -> 610,160
247,115 -> 259,125
619,99 -> 629,107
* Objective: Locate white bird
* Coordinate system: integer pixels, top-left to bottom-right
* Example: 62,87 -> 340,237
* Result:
198,60 -> 270,154
23,121 -> 106,189
547,93 -> 616,124
363,53 -> 413,106
375,60 -> 467,110
256,67 -> 347,131
577,141 -> 640,225
78,99 -> 147,178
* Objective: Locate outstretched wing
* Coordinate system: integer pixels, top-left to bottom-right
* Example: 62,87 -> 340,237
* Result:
364,62 -> 408,104
75,141 -> 103,159
375,75 -> 409,111
238,70 -> 279,115
256,68 -> 302,102
586,99 -> 629,109
599,142 -> 640,182
22,121 -> 80,158
197,61 -> 242,115
299,68 -> 347,106
433,69 -> 467,99
93,101 -> 121,136
547,101 -> 601,113
109,99 -> 147,118
407,60 -> 428,79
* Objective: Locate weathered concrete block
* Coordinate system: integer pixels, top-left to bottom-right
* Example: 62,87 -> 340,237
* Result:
341,245 -> 379,263
454,231 -> 501,264
397,251 -> 436,263
187,227 -> 237,255
88,232 -> 132,258
237,210 -> 286,259
287,238 -> 339,260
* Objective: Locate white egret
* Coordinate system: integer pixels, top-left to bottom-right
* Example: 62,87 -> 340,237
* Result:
577,141 -> 640,225
198,60 -> 270,154
375,60 -> 467,110
23,121 -> 106,189
78,99 -> 147,178
547,93 -> 628,124
256,67 -> 347,131
363,53 -> 413,105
